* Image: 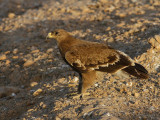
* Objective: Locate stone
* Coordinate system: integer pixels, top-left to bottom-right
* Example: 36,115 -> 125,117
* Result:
31,49 -> 39,53
33,88 -> 43,96
47,48 -> 54,53
40,102 -> 47,108
12,56 -> 19,59
148,35 -> 160,49
154,35 -> 160,44
0,54 -> 7,60
13,49 -> 18,54
5,51 -> 10,54
23,59 -> 34,67
30,82 -> 38,87
8,13 -> 15,19
119,13 -> 127,18
108,37 -> 114,43
5,60 -> 11,65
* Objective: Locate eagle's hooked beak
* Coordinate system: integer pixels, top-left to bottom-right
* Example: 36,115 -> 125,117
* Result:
46,32 -> 54,41
47,32 -> 53,38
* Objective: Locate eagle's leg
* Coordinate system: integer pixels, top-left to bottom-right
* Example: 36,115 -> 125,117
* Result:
67,71 -> 96,99
80,71 -> 96,94
78,73 -> 82,94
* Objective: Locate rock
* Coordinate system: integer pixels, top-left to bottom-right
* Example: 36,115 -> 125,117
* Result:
148,35 -> 160,50
5,60 -> 11,65
30,82 -> 38,87
124,32 -> 129,37
154,35 -> 160,43
0,86 -> 20,98
31,49 -> 39,53
73,76 -> 79,82
33,88 -> 43,96
108,37 -> 114,43
39,102 -> 47,108
23,59 -> 34,67
38,53 -> 48,60
12,56 -> 19,59
117,22 -> 125,27
5,51 -> 10,54
106,27 -> 111,31
0,54 -> 7,60
47,48 -> 54,53
149,37 -> 157,47
119,13 -> 127,18
8,13 -> 15,19
13,48 -> 18,54
57,78 -> 66,84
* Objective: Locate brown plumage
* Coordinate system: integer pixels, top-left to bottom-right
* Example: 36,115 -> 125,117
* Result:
47,29 -> 149,95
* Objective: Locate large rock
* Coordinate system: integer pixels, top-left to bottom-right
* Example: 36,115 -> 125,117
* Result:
148,35 -> 160,50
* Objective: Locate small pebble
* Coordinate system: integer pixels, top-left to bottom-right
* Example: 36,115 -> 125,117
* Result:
13,49 -> 18,54
0,54 -> 7,60
33,88 -> 43,96
31,49 -> 39,53
30,82 -> 38,87
47,48 -> 54,53
23,60 -> 34,67
8,13 -> 15,19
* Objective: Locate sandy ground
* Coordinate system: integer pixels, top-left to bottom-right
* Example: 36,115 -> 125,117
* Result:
0,0 -> 160,119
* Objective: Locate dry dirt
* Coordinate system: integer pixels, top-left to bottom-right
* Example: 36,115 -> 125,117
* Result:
0,0 -> 160,120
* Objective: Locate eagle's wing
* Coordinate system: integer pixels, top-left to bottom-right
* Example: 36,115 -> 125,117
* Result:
65,43 -> 134,72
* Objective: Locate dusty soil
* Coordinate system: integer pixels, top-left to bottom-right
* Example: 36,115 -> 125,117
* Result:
0,0 -> 160,120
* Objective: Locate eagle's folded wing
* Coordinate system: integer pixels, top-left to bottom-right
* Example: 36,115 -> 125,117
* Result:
65,43 -> 134,73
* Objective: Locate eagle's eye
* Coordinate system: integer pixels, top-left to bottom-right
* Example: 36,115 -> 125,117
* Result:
54,31 -> 59,35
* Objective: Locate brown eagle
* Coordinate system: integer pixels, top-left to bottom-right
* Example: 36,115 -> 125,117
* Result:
47,29 -> 149,96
